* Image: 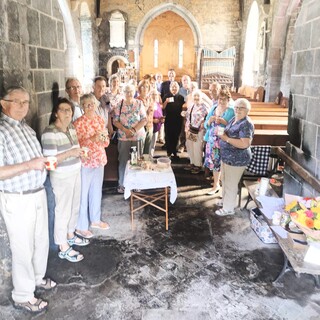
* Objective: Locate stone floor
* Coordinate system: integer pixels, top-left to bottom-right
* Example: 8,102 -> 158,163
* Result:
1,149 -> 320,320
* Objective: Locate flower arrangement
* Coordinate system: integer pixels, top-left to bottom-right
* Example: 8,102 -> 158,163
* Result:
285,197 -> 320,240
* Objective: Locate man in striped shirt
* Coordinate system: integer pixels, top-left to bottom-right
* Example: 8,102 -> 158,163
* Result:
0,86 -> 54,313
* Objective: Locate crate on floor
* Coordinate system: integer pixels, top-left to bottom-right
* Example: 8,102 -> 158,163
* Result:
250,207 -> 277,244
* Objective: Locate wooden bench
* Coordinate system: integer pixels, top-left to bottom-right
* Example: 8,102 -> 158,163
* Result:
252,129 -> 288,146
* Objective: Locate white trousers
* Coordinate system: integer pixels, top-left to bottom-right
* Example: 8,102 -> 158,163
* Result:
0,190 -> 49,303
185,130 -> 204,167
50,170 -> 81,245
221,162 -> 246,211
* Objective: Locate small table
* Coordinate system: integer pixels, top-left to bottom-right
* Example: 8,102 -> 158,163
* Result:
244,180 -> 320,286
123,162 -> 177,230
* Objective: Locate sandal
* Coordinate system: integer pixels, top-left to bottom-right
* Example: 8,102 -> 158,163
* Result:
14,298 -> 48,314
215,208 -> 235,216
67,235 -> 90,247
75,230 -> 93,239
37,278 -> 57,290
58,247 -> 84,263
206,187 -> 221,195
90,221 -> 110,230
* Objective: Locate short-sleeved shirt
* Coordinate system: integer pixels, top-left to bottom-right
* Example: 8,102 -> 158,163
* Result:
220,116 -> 254,166
113,98 -> 146,141
0,113 -> 46,192
185,102 -> 209,130
74,114 -> 109,168
41,123 -> 81,177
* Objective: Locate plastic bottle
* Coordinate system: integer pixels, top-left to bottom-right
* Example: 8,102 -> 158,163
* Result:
131,146 -> 137,165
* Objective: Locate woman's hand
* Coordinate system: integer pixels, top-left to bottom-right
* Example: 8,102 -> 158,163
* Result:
153,118 -> 160,124
67,148 -> 82,158
124,127 -> 135,138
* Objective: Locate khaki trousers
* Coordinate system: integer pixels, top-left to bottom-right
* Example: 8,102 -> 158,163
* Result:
0,189 -> 49,303
221,162 -> 246,211
186,130 -> 204,167
50,170 -> 81,245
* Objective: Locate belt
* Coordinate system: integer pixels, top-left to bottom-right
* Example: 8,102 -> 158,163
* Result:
0,186 -> 44,195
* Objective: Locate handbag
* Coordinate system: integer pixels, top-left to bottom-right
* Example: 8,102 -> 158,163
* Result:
187,105 -> 199,141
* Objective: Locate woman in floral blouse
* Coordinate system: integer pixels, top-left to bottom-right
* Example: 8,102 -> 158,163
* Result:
184,89 -> 210,174
73,93 -> 110,239
113,83 -> 147,193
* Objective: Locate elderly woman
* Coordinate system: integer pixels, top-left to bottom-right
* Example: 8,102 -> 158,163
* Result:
136,79 -> 153,154
184,89 -> 209,174
204,87 -> 235,195
216,98 -> 254,216
73,93 -> 110,238
149,89 -> 164,156
163,81 -> 185,159
42,98 -> 88,262
113,83 -> 147,193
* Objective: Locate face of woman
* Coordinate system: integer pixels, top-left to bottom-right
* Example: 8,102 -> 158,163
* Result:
124,89 -> 134,102
139,84 -> 150,97
234,105 -> 249,120
111,78 -> 119,89
193,93 -> 201,104
218,95 -> 229,108
170,84 -> 179,95
56,103 -> 73,127
82,99 -> 96,117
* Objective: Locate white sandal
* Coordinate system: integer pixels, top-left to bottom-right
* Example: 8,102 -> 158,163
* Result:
215,208 -> 235,216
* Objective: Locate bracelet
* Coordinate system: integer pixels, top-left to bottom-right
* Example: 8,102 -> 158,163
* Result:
131,127 -> 136,132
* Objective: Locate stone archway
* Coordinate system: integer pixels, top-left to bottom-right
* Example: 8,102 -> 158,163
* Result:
106,55 -> 129,79
265,0 -> 301,101
134,3 -> 203,81
57,0 -> 81,79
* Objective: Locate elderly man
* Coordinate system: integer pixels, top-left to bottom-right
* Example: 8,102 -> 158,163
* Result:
65,77 -> 83,121
93,76 -> 113,134
0,86 -> 56,313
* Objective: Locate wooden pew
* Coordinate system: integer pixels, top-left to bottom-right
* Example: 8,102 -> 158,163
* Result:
250,111 -> 288,117
252,129 -> 288,146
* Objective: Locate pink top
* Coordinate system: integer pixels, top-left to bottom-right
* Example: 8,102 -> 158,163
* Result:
74,114 -> 109,168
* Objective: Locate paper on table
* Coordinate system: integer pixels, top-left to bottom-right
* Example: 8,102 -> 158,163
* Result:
256,195 -> 285,219
304,243 -> 320,265
270,226 -> 288,239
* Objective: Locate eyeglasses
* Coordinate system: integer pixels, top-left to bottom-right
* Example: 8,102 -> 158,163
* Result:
3,99 -> 30,106
67,86 -> 82,91
58,108 -> 72,114
235,106 -> 247,111
83,103 -> 95,109
218,97 -> 228,101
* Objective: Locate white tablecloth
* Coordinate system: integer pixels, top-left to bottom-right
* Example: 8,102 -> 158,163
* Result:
123,162 -> 177,203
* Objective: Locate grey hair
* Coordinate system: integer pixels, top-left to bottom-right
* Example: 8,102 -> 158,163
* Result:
192,89 -> 203,100
80,93 -> 98,108
2,86 -> 29,99
169,81 -> 180,90
235,98 -> 251,111
123,83 -> 136,93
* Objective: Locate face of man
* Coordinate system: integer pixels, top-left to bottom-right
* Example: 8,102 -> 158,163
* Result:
1,90 -> 30,121
93,80 -> 107,100
182,76 -> 191,89
168,71 -> 175,82
66,80 -> 82,102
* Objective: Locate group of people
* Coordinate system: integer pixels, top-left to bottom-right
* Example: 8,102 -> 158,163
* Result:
0,71 -> 254,313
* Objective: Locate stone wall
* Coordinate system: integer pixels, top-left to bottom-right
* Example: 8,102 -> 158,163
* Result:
0,0 -> 66,136
284,0 -> 320,196
0,0 -> 65,298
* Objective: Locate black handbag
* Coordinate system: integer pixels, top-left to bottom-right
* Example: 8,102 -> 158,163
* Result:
189,105 -> 200,134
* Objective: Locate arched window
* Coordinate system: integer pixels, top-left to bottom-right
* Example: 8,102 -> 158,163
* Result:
178,40 -> 183,68
154,39 -> 159,68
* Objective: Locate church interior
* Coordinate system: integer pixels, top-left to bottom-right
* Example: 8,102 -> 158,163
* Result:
1,0 -> 320,319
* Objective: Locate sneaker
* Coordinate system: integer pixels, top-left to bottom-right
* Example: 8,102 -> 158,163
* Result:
215,208 -> 235,216
117,186 -> 125,194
